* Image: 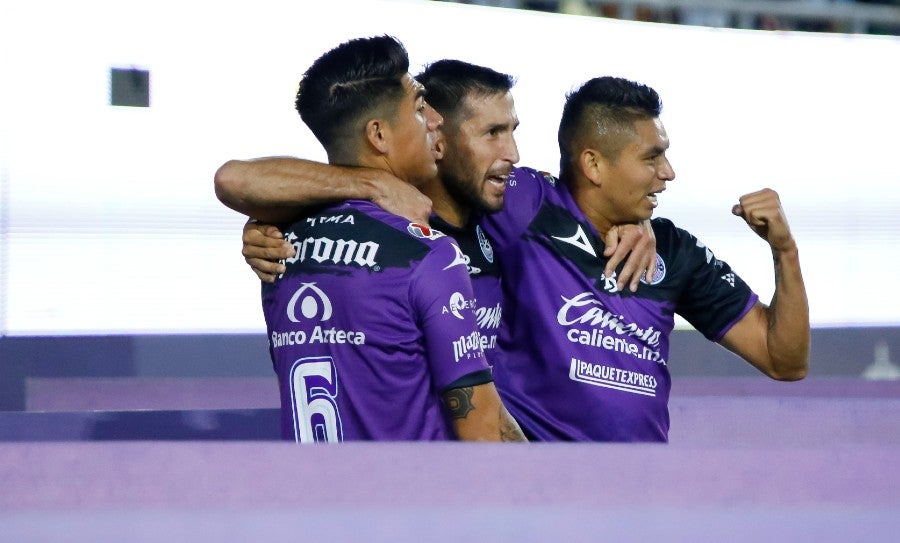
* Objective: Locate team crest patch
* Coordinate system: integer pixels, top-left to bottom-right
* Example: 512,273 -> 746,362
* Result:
539,171 -> 557,186
476,225 -> 494,263
407,222 -> 444,240
639,253 -> 666,285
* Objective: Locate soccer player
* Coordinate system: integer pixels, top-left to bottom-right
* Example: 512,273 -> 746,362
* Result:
248,36 -> 525,442
218,60 -> 656,371
478,76 -> 809,441
220,66 -> 806,442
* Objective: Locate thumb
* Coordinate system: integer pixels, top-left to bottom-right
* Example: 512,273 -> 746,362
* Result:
603,226 -> 618,256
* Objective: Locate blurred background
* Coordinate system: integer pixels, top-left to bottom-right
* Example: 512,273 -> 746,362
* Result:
1,0 -> 899,409
441,0 -> 900,35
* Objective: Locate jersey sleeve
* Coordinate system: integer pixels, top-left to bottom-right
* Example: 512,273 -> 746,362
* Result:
481,166 -> 549,251
666,221 -> 758,341
409,238 -> 492,392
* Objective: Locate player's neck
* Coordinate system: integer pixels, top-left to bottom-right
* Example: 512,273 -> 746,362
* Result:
584,209 -> 615,240
422,178 -> 470,228
432,199 -> 470,228
568,179 -> 614,238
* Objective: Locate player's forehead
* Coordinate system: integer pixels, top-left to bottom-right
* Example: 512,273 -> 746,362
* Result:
398,74 -> 426,107
406,74 -> 425,96
461,90 -> 518,125
630,117 -> 669,150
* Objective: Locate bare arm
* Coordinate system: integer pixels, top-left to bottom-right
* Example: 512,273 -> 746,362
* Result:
718,188 -> 809,381
443,382 -> 527,442
214,156 -> 432,224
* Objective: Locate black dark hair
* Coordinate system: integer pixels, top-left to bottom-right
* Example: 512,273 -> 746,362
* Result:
558,76 -> 662,175
416,59 -> 514,123
295,35 -> 409,152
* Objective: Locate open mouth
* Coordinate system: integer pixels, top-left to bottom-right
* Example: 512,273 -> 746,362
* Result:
431,143 -> 444,161
486,173 -> 508,187
646,189 -> 664,206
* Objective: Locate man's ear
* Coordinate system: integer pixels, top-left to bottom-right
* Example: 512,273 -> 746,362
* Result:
579,148 -> 606,187
365,118 -> 390,154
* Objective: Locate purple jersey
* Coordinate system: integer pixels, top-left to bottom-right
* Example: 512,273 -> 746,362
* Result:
263,200 -> 491,442
431,216 -> 504,366
482,167 -> 758,442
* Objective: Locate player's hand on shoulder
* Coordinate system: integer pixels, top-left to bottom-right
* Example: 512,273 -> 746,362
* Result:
366,169 -> 432,224
242,219 -> 295,283
731,188 -> 796,253
603,220 -> 657,292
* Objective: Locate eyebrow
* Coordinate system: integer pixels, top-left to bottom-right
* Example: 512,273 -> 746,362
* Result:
487,120 -> 518,132
644,145 -> 667,157
411,80 -> 427,100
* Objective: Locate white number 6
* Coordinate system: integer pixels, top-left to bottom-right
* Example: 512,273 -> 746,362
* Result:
290,357 -> 343,443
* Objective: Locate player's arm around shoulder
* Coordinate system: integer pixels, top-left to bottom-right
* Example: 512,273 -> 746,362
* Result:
719,188 -> 809,381
443,381 -> 527,442
214,156 -> 431,224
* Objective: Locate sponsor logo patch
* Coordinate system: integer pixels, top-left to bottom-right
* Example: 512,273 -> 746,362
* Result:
272,283 -> 366,349
287,282 -> 332,323
453,331 -> 485,363
569,358 -> 658,397
539,171 -> 557,186
474,302 -> 502,330
442,292 -> 476,320
557,291 -> 667,365
407,223 -> 445,240
285,232 -> 379,269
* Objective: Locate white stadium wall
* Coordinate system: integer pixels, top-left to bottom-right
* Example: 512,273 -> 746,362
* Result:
1,0 -> 899,335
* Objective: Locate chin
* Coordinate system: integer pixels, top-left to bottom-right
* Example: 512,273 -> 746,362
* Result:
481,198 -> 504,214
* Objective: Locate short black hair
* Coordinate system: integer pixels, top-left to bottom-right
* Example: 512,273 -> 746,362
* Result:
416,59 -> 514,123
295,35 -> 410,153
558,76 -> 662,175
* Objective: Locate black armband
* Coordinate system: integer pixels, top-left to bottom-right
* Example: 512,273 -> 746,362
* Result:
441,369 -> 494,393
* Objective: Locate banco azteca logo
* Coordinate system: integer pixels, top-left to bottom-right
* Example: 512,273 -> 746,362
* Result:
287,282 -> 333,323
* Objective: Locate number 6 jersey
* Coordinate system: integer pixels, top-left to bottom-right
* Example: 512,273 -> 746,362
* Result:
262,199 -> 492,442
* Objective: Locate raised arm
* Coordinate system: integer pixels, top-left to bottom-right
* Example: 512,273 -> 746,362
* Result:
214,156 -> 432,224
443,382 -> 527,442
719,188 -> 809,381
